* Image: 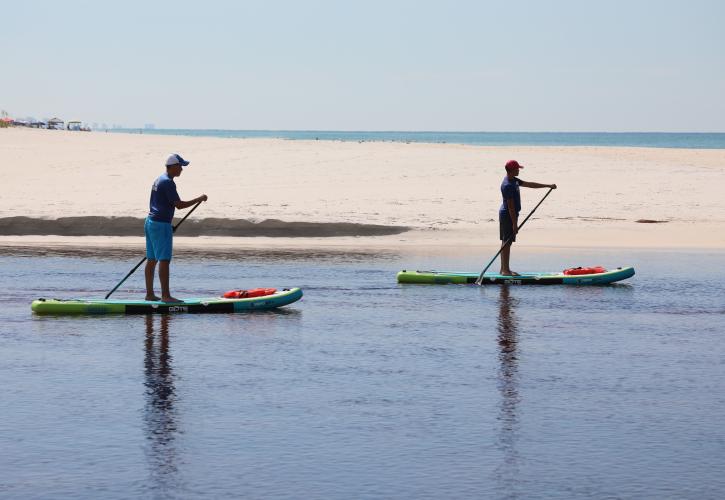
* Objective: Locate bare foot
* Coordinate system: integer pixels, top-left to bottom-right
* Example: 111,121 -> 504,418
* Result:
500,271 -> 521,276
161,296 -> 183,303
145,295 -> 161,301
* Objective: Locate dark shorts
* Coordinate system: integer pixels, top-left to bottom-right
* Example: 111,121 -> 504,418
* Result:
499,212 -> 516,243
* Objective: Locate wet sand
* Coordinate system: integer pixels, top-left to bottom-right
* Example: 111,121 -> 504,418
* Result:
0,216 -> 409,237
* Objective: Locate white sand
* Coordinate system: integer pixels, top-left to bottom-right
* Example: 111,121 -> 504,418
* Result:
1,127 -> 724,251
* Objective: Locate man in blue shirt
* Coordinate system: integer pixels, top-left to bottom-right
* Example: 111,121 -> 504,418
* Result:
499,160 -> 556,275
145,153 -> 208,302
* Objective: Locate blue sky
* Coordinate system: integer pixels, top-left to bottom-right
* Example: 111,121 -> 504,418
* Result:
3,0 -> 724,131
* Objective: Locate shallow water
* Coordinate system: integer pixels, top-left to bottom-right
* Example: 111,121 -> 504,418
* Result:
1,248 -> 724,499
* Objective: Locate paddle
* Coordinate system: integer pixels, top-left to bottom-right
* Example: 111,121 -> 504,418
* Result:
105,201 -> 202,299
475,187 -> 554,285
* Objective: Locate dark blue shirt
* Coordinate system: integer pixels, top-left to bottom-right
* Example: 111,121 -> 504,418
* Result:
148,173 -> 180,223
500,176 -> 522,215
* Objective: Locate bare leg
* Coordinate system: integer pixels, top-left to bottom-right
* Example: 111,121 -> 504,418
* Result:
499,242 -> 518,276
144,260 -> 160,301
159,260 -> 181,302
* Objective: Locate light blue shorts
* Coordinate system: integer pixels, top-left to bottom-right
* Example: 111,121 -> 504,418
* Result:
145,217 -> 173,261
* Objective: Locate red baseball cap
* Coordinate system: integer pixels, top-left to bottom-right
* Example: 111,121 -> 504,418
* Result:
505,160 -> 524,170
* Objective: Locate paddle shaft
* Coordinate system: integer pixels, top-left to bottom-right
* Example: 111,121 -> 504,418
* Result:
105,201 -> 202,299
476,187 -> 553,284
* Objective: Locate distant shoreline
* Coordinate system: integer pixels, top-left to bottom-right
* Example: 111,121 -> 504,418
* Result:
107,128 -> 725,150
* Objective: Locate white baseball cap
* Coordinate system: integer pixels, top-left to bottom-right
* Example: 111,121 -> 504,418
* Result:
166,153 -> 190,167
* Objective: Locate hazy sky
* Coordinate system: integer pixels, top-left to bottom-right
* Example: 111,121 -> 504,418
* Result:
3,0 -> 724,131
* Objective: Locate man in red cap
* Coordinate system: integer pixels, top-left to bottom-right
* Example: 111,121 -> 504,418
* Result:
499,160 -> 556,275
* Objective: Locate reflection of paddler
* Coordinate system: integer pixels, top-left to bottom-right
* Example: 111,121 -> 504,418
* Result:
498,286 -> 514,343
143,314 -> 180,484
494,285 -> 521,492
496,285 -> 519,417
145,314 -> 175,413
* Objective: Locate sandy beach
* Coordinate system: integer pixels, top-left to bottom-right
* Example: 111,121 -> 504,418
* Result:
1,127 -> 724,252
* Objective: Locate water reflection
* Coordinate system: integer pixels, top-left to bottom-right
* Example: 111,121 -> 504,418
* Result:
143,314 -> 181,493
495,285 -> 521,497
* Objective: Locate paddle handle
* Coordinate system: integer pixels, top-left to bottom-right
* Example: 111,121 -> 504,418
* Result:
475,188 -> 553,284
105,201 -> 202,299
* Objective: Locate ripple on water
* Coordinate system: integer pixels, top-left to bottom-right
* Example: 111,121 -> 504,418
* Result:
1,249 -> 724,498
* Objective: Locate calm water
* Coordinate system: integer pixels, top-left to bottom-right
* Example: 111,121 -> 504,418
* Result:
1,248 -> 724,499
112,129 -> 725,149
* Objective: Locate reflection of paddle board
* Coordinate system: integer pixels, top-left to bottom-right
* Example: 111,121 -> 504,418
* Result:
31,288 -> 303,315
397,267 -> 635,285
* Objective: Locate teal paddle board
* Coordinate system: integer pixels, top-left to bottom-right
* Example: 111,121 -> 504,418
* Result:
397,267 -> 635,285
32,287 -> 303,315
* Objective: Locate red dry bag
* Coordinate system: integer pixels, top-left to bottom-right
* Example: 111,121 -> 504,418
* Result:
563,266 -> 607,276
223,288 -> 277,299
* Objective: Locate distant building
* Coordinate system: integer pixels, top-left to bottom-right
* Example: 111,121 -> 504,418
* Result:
0,110 -> 11,128
144,123 -> 156,130
66,121 -> 90,131
47,117 -> 64,130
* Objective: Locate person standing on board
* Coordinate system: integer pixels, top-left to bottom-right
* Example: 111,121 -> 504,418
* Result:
499,160 -> 556,276
145,154 -> 207,302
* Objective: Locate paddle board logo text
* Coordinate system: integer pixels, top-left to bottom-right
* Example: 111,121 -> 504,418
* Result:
167,305 -> 188,313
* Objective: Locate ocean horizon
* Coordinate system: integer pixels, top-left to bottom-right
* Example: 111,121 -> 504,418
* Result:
110,129 -> 725,149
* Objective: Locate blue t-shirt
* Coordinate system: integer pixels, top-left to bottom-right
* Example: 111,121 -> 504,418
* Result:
148,173 -> 180,223
499,176 -> 522,215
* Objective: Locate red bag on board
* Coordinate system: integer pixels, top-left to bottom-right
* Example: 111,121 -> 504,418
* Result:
223,288 -> 277,299
563,266 -> 607,276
